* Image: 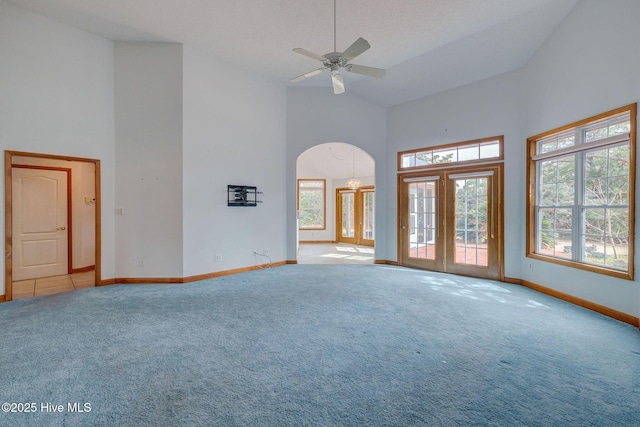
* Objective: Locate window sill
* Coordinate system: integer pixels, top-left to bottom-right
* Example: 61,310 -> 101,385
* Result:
526,252 -> 633,281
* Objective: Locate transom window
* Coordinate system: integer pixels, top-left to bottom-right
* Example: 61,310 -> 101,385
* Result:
297,179 -> 326,230
527,104 -> 636,279
398,136 -> 503,171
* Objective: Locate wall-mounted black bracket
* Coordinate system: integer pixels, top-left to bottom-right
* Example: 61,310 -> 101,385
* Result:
227,185 -> 263,207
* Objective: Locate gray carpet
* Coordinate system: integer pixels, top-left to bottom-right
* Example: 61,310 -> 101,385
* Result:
0,265 -> 638,426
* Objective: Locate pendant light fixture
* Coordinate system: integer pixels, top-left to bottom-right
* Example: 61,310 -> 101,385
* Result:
346,148 -> 361,189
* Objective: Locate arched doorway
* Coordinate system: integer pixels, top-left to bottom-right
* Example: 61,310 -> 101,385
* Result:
296,143 -> 375,264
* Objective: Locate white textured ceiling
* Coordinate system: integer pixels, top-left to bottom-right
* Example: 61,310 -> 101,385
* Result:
7,0 -> 578,106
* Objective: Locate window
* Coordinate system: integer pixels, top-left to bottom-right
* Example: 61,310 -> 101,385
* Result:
527,104 -> 636,279
298,179 -> 326,230
398,136 -> 503,171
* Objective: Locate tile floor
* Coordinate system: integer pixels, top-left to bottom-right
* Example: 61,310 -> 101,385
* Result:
297,243 -> 375,264
12,271 -> 96,300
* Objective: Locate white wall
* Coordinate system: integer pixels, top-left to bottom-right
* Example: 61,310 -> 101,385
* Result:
114,42 -> 184,278
3,0 -> 636,318
1,3 -> 287,285
286,87 -> 387,261
0,1 -> 116,295
387,70 -> 524,275
520,0 -> 640,318
386,0 -> 639,318
182,46 -> 287,276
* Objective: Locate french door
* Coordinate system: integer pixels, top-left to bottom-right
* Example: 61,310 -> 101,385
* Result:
398,165 -> 502,280
337,186 -> 375,247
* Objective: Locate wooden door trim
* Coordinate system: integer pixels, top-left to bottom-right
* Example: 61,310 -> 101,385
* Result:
4,151 -> 101,302
397,172 -> 445,270
397,163 -> 504,280
444,164 -> 503,281
336,188 -> 359,244
358,186 -> 375,247
336,186 -> 375,246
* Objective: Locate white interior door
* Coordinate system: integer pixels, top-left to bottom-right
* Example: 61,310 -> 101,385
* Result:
12,167 -> 69,281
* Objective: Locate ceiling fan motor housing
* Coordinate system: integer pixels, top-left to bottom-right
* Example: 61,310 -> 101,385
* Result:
323,53 -> 348,68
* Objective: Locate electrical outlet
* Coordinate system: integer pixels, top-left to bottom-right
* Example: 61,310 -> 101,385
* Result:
528,263 -> 533,270
263,248 -> 269,255
138,259 -> 145,267
214,254 -> 222,262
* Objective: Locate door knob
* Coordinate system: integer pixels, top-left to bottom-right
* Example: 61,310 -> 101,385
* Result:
57,226 -> 66,230
401,225 -> 407,230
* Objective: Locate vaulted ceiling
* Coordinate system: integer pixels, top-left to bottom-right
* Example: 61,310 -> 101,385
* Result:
7,0 -> 578,106
298,143 -> 375,181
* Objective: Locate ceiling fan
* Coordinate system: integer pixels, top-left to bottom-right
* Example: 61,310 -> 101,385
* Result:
290,0 -> 385,94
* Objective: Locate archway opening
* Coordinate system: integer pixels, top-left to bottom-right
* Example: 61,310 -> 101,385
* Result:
296,142 -> 375,264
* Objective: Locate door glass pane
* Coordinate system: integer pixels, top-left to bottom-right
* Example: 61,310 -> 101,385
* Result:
458,145 -> 479,162
479,141 -> 501,159
341,193 -> 355,238
408,181 -> 436,260
363,192 -> 375,240
454,177 -> 489,266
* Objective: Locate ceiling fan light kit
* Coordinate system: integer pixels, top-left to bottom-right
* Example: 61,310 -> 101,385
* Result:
330,64 -> 345,94
290,0 -> 385,94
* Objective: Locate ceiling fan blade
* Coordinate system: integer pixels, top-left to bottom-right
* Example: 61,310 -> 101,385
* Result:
346,64 -> 386,78
292,48 -> 326,62
341,37 -> 370,60
332,71 -> 345,94
290,67 -> 327,83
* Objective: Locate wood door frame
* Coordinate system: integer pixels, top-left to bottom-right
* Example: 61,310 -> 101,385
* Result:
336,188 -> 358,244
397,172 -> 445,271
12,165 -> 73,276
4,151 -> 101,301
397,163 -> 504,280
444,164 -> 504,280
336,186 -> 375,246
359,187 -> 375,247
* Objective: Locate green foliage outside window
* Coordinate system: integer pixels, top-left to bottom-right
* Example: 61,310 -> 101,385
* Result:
455,178 -> 488,244
299,180 -> 325,229
532,109 -> 633,274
